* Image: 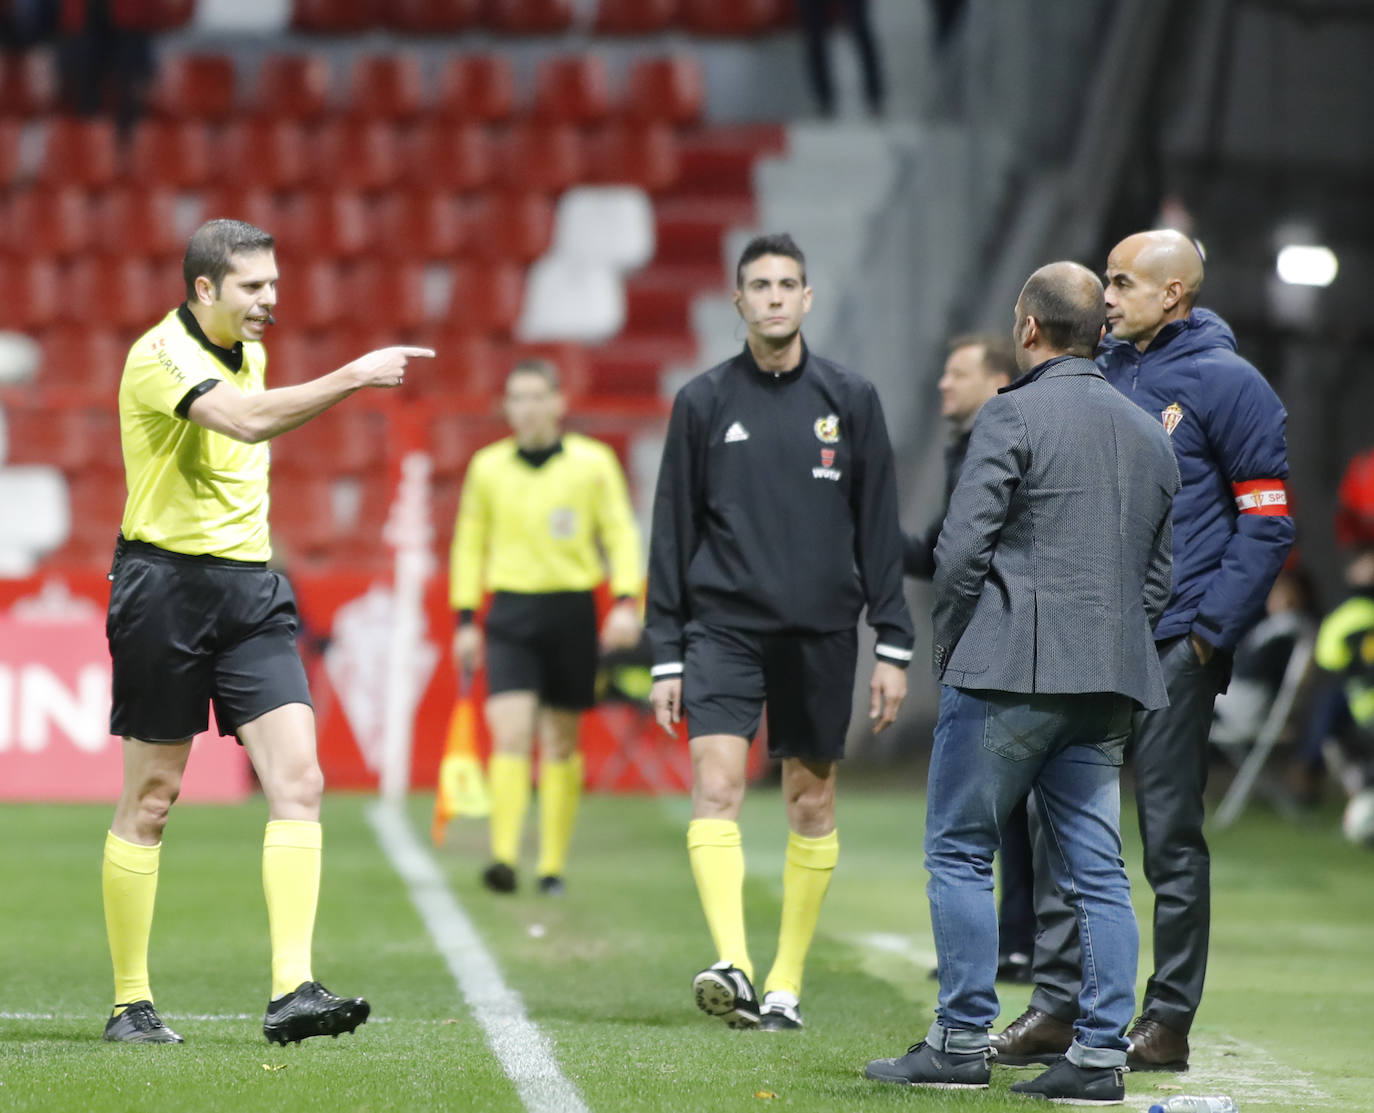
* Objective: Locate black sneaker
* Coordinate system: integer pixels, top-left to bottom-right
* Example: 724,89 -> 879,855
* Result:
1008,1056 -> 1126,1104
482,862 -> 517,893
263,981 -> 370,1045
758,991 -> 803,1031
536,875 -> 565,896
103,1000 -> 184,1044
865,1041 -> 991,1088
692,962 -> 760,1029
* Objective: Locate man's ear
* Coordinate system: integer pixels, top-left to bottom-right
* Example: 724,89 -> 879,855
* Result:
1161,278 -> 1184,311
732,289 -> 743,317
194,275 -> 216,307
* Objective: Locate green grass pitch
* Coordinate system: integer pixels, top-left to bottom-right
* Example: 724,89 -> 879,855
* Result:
1,774 -> 1370,1112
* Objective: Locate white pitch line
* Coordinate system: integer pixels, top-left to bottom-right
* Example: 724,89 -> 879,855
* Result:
367,801 -> 589,1113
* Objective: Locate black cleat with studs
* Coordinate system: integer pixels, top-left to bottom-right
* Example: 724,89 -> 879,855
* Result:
263,981 -> 370,1046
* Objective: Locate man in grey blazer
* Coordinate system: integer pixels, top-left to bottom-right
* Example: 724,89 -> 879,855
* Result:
865,262 -> 1180,1103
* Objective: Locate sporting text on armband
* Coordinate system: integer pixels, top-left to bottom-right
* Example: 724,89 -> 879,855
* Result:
1231,479 -> 1289,516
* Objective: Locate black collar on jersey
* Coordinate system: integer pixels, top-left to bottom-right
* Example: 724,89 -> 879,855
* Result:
738,337 -> 809,383
177,303 -> 245,373
516,438 -> 564,469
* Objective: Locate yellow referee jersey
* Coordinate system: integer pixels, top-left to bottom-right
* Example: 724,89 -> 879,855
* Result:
450,432 -> 642,610
118,306 -> 271,561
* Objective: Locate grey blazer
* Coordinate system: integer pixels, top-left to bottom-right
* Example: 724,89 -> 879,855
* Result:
931,355 -> 1181,709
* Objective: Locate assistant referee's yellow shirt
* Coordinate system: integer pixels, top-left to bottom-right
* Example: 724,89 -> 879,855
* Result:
118,306 -> 271,561
450,432 -> 642,610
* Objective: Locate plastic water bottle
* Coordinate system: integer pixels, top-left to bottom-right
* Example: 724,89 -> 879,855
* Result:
1147,1097 -> 1239,1113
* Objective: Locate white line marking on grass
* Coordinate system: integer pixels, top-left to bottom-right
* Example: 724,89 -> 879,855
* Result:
854,931 -> 939,970
367,802 -> 589,1113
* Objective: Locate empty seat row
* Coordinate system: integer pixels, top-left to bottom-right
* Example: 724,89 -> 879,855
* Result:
3,114 -> 690,195
0,187 -> 556,265
288,0 -> 791,34
138,53 -> 700,126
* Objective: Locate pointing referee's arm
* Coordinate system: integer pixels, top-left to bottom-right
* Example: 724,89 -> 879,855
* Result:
187,346 -> 434,444
450,454 -> 491,673
646,392 -> 703,735
594,447 -> 645,652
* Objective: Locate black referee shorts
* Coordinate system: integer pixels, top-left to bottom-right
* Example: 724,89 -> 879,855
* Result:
485,590 -> 598,710
106,539 -> 312,742
682,621 -> 858,761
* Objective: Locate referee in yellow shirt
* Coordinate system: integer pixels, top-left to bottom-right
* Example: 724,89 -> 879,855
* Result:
451,359 -> 643,895
102,218 -> 431,1045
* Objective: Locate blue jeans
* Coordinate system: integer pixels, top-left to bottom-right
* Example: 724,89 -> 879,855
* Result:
924,685 -> 1137,1067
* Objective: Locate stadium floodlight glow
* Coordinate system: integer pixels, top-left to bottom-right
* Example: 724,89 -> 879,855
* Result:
1276,244 -> 1338,287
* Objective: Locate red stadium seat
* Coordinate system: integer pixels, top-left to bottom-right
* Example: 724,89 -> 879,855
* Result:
588,122 -> 681,192
595,0 -> 679,33
402,121 -> 496,192
110,0 -> 196,30
428,411 -> 485,479
417,335 -> 502,407
483,0 -> 573,33
269,474 -> 338,557
0,119 -> 17,187
345,261 -> 430,331
532,55 -> 612,126
3,405 -> 101,471
218,120 -> 311,190
384,0 -> 483,30
5,187 -> 95,258
446,260 -> 524,336
0,49 -> 57,114
435,55 -> 515,123
292,0 -> 376,31
148,52 -> 237,120
374,192 -> 468,259
496,122 -> 584,193
308,119 -> 402,191
279,260 -> 346,329
624,56 -> 703,125
64,258 -> 169,332
469,192 -> 553,262
199,187 -> 282,236
272,406 -> 385,476
679,0 -> 784,34
125,119 -> 214,188
282,191 -> 373,259
252,55 -> 333,121
261,331 -> 314,387
96,188 -> 183,260
0,257 -> 62,331
37,328 -> 126,397
347,54 -> 426,120
37,118 -> 118,187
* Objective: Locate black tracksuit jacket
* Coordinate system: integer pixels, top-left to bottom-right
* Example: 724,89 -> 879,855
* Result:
645,342 -> 915,676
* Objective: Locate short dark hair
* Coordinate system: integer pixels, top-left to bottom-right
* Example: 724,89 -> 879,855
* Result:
506,357 -> 560,392
183,219 -> 275,300
946,332 -> 1017,381
735,233 -> 806,288
1017,269 -> 1104,356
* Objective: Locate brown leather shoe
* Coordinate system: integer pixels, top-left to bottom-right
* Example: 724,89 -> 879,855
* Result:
989,1007 -> 1074,1065
1126,1016 -> 1190,1072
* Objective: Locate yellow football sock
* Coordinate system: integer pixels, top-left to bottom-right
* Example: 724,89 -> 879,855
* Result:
263,820 -> 321,1000
536,753 -> 582,878
488,754 -> 531,867
687,818 -> 752,982
764,828 -> 839,999
102,831 -> 160,1013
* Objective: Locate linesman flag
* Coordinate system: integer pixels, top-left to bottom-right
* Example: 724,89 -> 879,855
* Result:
432,670 -> 490,845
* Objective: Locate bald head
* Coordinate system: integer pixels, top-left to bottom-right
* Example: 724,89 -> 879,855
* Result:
1012,261 -> 1106,369
1104,229 -> 1205,351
